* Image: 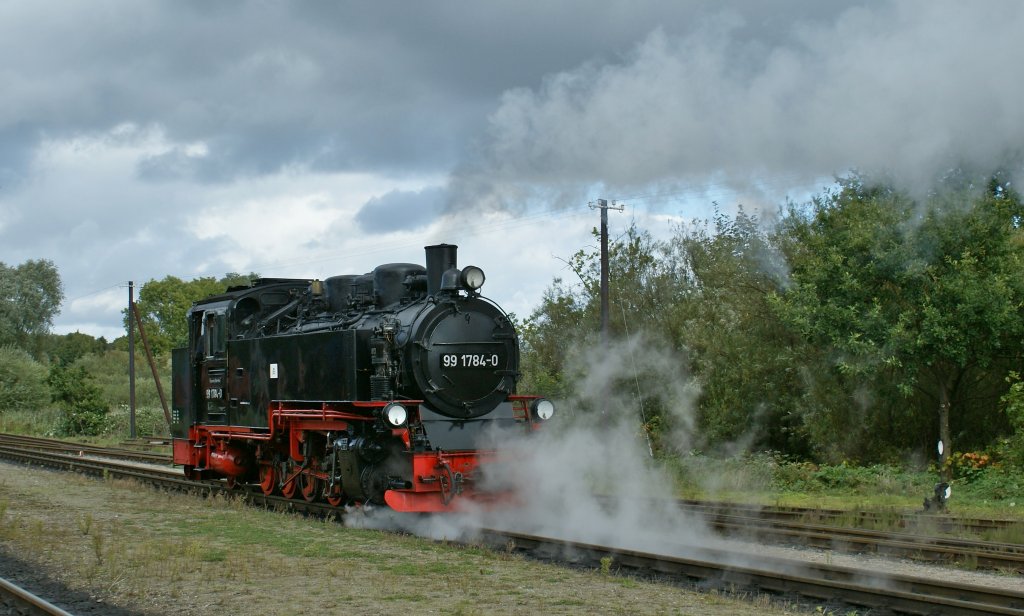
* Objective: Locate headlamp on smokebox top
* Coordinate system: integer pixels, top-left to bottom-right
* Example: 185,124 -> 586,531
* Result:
530,398 -> 555,421
460,265 -> 485,291
382,403 -> 408,428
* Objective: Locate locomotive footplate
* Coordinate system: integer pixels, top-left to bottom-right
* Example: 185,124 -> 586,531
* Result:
384,450 -> 503,512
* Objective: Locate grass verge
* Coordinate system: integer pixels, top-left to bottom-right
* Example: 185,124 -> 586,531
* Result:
0,462 -> 809,615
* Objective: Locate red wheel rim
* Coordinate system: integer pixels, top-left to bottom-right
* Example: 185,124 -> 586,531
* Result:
326,483 -> 344,507
225,476 -> 237,490
259,465 -> 276,496
300,474 -> 321,502
280,473 -> 298,499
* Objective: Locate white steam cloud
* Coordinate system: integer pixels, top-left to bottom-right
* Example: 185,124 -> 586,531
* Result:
451,0 -> 1024,210
349,336 -> 722,559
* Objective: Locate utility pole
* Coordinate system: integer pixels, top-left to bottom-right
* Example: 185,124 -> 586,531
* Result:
128,281 -> 136,440
589,198 -> 625,346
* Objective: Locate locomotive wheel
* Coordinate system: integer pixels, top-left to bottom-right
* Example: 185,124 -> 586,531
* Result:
259,465 -> 276,496
299,473 -> 321,502
225,476 -> 238,490
326,483 -> 344,507
280,474 -> 298,499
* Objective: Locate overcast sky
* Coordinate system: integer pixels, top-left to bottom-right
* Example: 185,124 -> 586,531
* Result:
1,0 -> 1021,340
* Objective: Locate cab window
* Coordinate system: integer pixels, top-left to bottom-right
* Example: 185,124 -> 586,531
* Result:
202,311 -> 226,357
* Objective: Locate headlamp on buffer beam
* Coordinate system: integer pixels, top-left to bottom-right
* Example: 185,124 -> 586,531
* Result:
382,403 -> 408,428
530,398 -> 555,422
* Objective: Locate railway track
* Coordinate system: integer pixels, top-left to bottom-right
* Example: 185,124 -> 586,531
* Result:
704,508 -> 1024,572
477,529 -> 1024,616
0,575 -> 74,616
0,433 -> 170,466
2,433 -> 1023,572
2,433 -> 1022,614
677,498 -> 1024,537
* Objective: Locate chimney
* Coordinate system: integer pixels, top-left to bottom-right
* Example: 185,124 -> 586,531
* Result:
424,244 -> 458,296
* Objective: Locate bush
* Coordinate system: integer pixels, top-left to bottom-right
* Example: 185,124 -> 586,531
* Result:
999,372 -> 1024,466
0,345 -> 51,413
102,404 -> 170,438
48,364 -> 109,436
954,467 -> 1022,501
73,349 -> 170,410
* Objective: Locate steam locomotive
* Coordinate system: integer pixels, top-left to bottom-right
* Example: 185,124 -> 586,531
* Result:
170,244 -> 554,512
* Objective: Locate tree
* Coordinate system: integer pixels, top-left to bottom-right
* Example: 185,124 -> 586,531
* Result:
44,331 -> 108,366
129,273 -> 258,354
519,224 -> 687,448
670,209 -> 806,454
774,175 -> 1024,465
0,259 -> 64,356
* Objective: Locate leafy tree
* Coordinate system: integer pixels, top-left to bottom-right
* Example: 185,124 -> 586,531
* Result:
774,175 -> 1024,465
520,225 -> 685,445
0,346 -> 51,414
49,363 -> 109,436
0,259 -> 64,356
671,209 -> 806,454
128,272 -> 258,354
44,331 -> 108,365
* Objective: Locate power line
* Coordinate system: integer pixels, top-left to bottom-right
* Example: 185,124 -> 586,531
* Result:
64,283 -> 126,304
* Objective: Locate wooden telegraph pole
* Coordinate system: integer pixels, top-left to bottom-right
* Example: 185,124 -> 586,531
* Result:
590,198 -> 624,346
128,281 -> 136,439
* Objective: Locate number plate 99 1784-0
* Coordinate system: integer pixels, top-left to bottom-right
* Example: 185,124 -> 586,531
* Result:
441,353 -> 501,368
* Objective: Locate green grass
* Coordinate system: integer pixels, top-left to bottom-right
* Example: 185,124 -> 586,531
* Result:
665,453 -> 1024,520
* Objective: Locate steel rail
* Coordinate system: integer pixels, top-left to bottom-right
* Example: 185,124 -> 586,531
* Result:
677,498 -> 1022,534
479,528 -> 1024,616
0,575 -> 75,616
708,512 -> 1024,572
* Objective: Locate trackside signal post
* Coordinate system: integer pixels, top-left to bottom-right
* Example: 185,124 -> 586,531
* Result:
590,198 -> 624,346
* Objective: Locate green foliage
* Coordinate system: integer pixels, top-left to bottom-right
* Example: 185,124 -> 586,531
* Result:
672,209 -> 805,453
44,331 -> 108,366
999,371 -> 1024,466
0,346 -> 51,414
953,466 -> 1022,501
49,363 -> 110,436
773,175 -> 1024,461
0,259 -> 64,357
521,172 -> 1024,467
673,452 -> 931,497
74,349 -> 169,410
129,272 -> 257,355
102,404 -> 169,438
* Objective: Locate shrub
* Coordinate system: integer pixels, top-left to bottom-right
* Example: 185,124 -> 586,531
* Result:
0,345 -> 51,413
48,364 -> 109,436
1000,372 -> 1024,466
102,404 -> 170,438
954,467 -> 1022,501
73,349 -> 170,410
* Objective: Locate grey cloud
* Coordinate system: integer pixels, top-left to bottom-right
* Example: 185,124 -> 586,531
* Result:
356,187 -> 445,233
5,0 -> 1004,339
452,0 -> 1024,208
0,1 -> 866,186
